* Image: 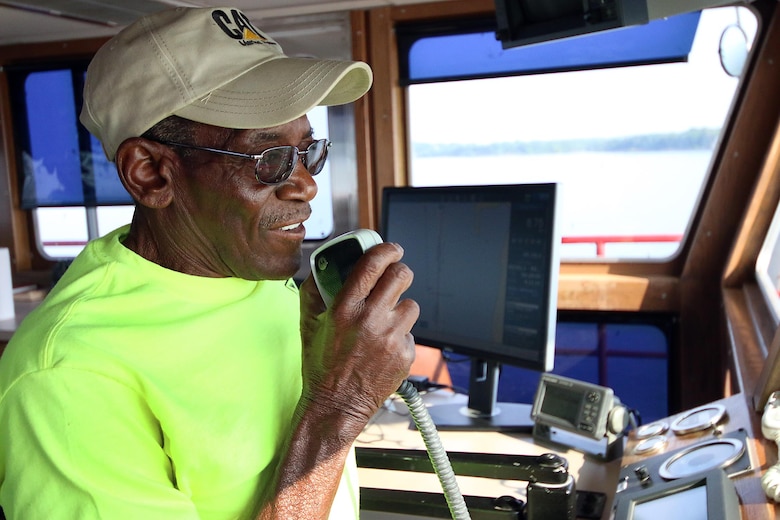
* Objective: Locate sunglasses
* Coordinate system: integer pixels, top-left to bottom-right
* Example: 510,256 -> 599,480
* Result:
150,138 -> 331,185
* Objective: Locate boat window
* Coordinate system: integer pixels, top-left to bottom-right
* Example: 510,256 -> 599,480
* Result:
405,6 -> 757,260
756,202 -> 780,326
446,316 -> 673,422
8,59 -> 335,259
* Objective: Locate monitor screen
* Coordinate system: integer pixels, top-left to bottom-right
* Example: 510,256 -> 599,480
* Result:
632,484 -> 707,520
613,468 -> 740,520
381,184 -> 560,430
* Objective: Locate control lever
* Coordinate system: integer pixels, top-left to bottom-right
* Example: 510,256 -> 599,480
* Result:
356,448 -> 579,520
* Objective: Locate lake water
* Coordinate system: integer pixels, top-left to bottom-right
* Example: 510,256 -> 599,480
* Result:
411,150 -> 712,259
39,149 -> 712,260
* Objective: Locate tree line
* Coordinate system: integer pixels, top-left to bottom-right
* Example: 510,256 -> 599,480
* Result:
413,128 -> 719,157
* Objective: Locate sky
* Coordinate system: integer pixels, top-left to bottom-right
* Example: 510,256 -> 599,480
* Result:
407,7 -> 757,145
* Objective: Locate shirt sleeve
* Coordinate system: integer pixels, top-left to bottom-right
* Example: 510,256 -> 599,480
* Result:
0,367 -> 200,520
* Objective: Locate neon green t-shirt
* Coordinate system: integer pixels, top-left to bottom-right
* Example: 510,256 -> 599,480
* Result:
0,226 -> 358,519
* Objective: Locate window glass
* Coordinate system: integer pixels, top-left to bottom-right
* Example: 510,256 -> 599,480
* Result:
303,106 -> 335,240
13,67 -> 132,208
22,70 -> 85,207
444,320 -> 671,423
756,201 -> 780,325
29,105 -> 333,259
34,207 -> 90,259
407,7 -> 756,260
12,62 -> 336,259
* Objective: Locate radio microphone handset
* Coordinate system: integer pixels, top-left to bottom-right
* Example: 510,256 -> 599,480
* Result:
311,230 -> 471,520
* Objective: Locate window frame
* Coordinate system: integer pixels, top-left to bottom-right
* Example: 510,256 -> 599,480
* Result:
0,37 -> 110,272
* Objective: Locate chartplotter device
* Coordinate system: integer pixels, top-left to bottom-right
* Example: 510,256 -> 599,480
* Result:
531,373 -> 629,460
532,373 -> 621,440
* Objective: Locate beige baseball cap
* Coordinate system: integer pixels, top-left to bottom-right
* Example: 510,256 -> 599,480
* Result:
80,6 -> 373,161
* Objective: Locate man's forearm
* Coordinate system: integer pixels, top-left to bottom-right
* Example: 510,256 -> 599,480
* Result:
255,403 -> 365,520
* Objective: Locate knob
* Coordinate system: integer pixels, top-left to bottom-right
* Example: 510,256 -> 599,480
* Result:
607,405 -> 629,435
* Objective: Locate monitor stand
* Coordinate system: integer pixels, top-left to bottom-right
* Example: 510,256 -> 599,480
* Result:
423,359 -> 535,432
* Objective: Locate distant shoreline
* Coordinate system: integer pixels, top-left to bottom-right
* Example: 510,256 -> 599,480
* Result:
413,128 -> 719,157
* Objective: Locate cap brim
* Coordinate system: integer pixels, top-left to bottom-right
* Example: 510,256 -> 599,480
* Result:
174,57 -> 372,129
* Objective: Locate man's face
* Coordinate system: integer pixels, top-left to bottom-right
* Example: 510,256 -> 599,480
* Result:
167,115 -> 319,280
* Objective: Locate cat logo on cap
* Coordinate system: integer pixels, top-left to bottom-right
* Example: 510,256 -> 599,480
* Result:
212,9 -> 278,47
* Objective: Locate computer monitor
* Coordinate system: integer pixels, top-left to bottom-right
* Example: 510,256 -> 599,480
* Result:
381,183 -> 560,431
494,0 -> 649,49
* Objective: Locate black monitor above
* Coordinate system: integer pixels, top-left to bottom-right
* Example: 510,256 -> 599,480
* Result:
494,0 -> 649,49
381,184 -> 561,431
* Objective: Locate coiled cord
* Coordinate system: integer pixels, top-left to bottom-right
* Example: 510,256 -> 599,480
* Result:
396,379 -> 472,520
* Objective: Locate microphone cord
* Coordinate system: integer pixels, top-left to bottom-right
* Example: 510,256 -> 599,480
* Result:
396,379 -> 471,520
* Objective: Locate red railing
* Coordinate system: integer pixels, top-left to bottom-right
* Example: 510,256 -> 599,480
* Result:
561,234 -> 683,257
44,234 -> 685,257
41,241 -> 89,247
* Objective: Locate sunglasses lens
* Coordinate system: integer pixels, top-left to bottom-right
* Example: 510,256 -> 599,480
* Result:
304,140 -> 329,176
255,147 -> 296,184
253,140 -> 330,184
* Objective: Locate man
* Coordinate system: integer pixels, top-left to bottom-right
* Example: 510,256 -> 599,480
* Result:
0,6 -> 419,520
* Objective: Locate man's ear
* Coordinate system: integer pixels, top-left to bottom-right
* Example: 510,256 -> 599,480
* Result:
115,138 -> 177,208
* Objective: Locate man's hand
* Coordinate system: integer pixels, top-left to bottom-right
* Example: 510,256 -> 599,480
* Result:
256,243 -> 419,519
299,241 -> 419,429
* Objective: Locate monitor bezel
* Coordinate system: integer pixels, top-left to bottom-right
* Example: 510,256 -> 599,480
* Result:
613,468 -> 740,520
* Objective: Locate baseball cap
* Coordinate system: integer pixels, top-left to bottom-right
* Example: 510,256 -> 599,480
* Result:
80,6 -> 373,161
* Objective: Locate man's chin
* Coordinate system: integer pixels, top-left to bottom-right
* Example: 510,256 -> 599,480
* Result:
246,257 -> 303,282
